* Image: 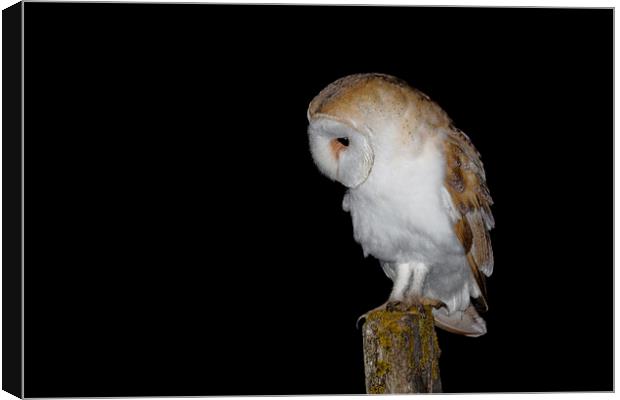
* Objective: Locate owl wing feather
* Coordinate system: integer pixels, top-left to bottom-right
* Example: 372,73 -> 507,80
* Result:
443,126 -> 494,311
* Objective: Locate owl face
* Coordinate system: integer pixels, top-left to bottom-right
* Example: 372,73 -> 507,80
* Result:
307,117 -> 374,188
307,73 -> 448,188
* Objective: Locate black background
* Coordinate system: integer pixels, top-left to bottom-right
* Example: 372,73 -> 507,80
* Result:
23,4 -> 612,397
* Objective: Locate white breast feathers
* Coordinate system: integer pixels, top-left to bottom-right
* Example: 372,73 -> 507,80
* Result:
344,135 -> 462,265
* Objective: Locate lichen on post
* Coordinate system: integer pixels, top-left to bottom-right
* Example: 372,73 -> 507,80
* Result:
362,304 -> 442,394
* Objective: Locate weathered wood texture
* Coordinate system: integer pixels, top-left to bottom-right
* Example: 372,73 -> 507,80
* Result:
362,305 -> 442,394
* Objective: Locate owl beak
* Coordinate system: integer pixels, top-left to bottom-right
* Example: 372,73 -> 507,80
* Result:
330,137 -> 349,160
336,137 -> 349,146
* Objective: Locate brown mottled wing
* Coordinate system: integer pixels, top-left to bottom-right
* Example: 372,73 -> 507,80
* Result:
444,126 -> 494,310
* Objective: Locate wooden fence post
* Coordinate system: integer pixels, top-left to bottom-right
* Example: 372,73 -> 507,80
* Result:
362,304 -> 442,393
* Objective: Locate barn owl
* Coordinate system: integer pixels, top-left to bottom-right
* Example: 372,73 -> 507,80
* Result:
307,73 -> 494,337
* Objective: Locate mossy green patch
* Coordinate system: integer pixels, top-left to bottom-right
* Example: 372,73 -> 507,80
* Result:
366,304 -> 441,388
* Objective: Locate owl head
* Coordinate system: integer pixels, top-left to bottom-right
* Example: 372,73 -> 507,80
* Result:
306,73 -> 449,188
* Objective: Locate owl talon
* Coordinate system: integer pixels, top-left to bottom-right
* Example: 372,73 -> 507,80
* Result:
417,298 -> 446,310
356,298 -> 444,328
356,300 -> 409,328
356,302 -> 389,328
431,300 -> 447,310
356,313 -> 367,329
386,300 -> 407,312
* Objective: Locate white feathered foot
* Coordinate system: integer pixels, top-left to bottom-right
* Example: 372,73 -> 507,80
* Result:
356,298 -> 445,328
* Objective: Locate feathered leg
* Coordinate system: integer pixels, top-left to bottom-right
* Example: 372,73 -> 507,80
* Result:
358,263 -> 443,327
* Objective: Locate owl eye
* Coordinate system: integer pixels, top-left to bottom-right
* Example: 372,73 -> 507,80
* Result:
336,137 -> 350,147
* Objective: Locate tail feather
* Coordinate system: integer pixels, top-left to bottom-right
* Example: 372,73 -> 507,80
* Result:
432,304 -> 487,337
